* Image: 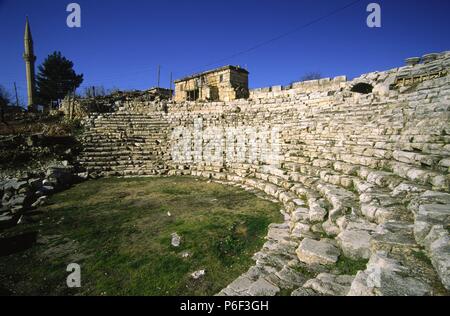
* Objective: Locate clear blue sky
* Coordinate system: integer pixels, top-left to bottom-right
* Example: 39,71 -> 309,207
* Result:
1,0 -> 449,104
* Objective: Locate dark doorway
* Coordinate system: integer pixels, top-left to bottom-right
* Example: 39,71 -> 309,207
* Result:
209,86 -> 219,101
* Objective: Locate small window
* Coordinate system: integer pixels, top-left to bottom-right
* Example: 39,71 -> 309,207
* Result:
219,75 -> 224,83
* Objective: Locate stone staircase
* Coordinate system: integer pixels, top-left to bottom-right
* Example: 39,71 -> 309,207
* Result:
170,160 -> 449,296
78,112 -> 170,177
165,64 -> 449,294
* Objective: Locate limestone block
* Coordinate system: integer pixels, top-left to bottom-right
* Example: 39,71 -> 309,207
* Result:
414,203 -> 450,244
426,226 -> 450,290
322,219 -> 341,237
226,276 -> 254,294
303,273 -> 354,296
291,287 -> 317,296
309,200 -> 328,223
291,207 -> 310,223
296,238 -> 340,265
246,278 -> 280,296
264,184 -> 280,198
337,230 -> 372,260
291,222 -> 311,238
347,251 -> 432,296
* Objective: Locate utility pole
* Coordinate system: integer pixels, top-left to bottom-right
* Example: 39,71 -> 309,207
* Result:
169,72 -> 173,100
157,65 -> 161,87
69,89 -> 76,120
13,82 -> 20,107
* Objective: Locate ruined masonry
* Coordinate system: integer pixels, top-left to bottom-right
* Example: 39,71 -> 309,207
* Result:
77,52 -> 450,296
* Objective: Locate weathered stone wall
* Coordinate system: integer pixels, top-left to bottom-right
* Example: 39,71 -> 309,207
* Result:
249,75 -> 347,99
60,90 -> 169,119
79,51 -> 450,295
168,54 -> 449,192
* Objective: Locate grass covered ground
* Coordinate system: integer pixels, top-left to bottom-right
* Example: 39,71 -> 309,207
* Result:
0,176 -> 281,296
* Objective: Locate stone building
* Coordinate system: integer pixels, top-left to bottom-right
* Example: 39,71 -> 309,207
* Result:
174,65 -> 249,102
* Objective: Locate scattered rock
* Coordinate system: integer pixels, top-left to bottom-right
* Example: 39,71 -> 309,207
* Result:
180,251 -> 190,258
77,172 -> 89,180
171,232 -> 181,247
191,269 -> 206,280
31,196 -> 48,208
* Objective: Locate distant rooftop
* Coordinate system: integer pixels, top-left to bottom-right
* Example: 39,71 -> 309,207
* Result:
174,65 -> 249,83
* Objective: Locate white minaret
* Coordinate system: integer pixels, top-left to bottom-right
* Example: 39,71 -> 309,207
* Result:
23,17 -> 36,111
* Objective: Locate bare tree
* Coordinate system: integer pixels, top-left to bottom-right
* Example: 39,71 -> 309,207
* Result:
107,87 -> 121,95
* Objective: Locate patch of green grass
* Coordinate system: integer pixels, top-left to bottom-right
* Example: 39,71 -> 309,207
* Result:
160,186 -> 191,195
0,176 -> 281,296
335,256 -> 369,276
349,183 -> 359,194
291,264 -> 315,279
412,250 -> 432,265
317,232 -> 335,239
